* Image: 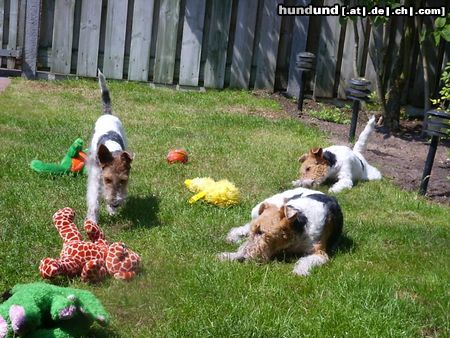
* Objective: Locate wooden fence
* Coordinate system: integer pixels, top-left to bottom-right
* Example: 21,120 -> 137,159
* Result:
0,0 -> 449,108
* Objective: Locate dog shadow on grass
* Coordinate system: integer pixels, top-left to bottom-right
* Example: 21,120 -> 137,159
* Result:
334,233 -> 356,255
120,194 -> 160,229
87,327 -> 120,338
274,232 -> 356,263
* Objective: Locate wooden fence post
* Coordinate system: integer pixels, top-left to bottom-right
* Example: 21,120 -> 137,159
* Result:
179,0 -> 206,87
313,0 -> 341,98
286,0 -> 311,98
0,0 -> 4,67
153,0 -> 181,85
229,0 -> 258,89
254,0 -> 282,90
51,0 -> 76,74
77,0 -> 102,77
6,0 -> 19,69
204,0 -> 233,89
103,0 -> 129,79
128,0 -> 155,82
22,0 -> 41,79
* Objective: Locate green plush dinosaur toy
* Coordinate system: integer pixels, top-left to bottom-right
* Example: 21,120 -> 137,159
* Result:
0,282 -> 109,338
30,138 -> 88,176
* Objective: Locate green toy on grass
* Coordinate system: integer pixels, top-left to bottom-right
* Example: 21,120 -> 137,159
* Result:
0,282 -> 109,338
30,138 -> 89,176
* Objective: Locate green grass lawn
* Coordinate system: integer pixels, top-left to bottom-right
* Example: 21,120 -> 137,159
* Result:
0,79 -> 449,337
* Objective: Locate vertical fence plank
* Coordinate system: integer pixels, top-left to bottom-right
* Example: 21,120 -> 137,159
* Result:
39,0 -> 54,50
286,0 -> 310,97
103,0 -> 128,79
338,20 -> 365,98
0,0 -> 4,67
254,0 -> 282,90
153,0 -> 180,84
313,0 -> 341,98
6,0 -> 19,68
128,0 -> 155,81
229,0 -> 258,89
23,0 -> 41,78
179,0 -> 206,86
77,0 -> 102,77
337,23 -> 351,99
51,0 -> 75,74
204,0 -> 232,88
17,0 -> 26,53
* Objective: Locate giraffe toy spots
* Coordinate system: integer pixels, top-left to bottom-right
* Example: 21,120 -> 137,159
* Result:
39,207 -> 140,283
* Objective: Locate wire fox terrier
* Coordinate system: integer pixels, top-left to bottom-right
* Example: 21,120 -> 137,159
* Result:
292,115 -> 382,193
218,187 -> 343,276
86,70 -> 133,222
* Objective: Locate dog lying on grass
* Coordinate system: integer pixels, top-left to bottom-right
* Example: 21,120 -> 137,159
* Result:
218,187 -> 343,276
292,115 -> 382,193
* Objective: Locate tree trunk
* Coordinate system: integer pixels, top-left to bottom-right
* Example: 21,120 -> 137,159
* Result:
382,15 -> 414,130
368,21 -> 388,118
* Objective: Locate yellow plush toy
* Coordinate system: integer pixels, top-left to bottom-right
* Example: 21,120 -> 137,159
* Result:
184,177 -> 240,207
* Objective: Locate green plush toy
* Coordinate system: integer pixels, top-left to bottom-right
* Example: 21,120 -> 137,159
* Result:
0,282 -> 109,338
30,138 -> 89,176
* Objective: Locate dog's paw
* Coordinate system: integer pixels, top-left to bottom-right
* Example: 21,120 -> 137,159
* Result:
292,266 -> 310,276
106,205 -> 118,216
328,187 -> 338,193
293,179 -> 314,188
226,231 -> 243,244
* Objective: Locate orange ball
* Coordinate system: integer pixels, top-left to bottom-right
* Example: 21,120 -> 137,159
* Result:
166,149 -> 188,164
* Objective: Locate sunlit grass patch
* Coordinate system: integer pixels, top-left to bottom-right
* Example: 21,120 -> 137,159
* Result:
0,78 -> 448,337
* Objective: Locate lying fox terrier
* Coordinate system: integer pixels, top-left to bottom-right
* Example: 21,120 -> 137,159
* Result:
86,70 -> 133,222
292,115 -> 382,193
218,187 -> 343,276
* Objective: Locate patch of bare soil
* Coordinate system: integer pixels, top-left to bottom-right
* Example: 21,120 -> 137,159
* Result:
264,92 -> 450,206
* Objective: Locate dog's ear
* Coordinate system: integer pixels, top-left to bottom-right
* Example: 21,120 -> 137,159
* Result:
258,202 -> 268,215
298,153 -> 308,163
121,151 -> 134,163
310,147 -> 323,157
97,144 -> 113,167
284,204 -> 298,220
284,205 -> 307,233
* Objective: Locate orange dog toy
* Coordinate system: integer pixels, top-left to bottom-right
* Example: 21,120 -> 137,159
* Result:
167,149 -> 188,164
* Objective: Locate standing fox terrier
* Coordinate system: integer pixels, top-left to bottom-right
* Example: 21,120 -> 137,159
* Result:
292,115 -> 382,193
218,187 -> 343,276
86,70 -> 133,222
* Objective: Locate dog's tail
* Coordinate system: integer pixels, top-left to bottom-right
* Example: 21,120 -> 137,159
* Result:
98,69 -> 112,115
353,115 -> 376,153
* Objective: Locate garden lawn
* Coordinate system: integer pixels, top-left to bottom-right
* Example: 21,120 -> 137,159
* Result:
0,78 -> 449,337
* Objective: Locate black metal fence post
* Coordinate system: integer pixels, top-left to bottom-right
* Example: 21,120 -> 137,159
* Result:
296,52 -> 315,111
419,110 -> 450,195
346,78 -> 371,142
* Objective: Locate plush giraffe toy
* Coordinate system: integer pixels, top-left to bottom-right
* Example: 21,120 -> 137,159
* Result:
39,207 -> 140,283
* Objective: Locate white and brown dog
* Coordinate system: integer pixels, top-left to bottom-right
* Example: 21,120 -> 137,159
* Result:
86,70 -> 133,222
218,187 -> 343,276
292,115 -> 382,193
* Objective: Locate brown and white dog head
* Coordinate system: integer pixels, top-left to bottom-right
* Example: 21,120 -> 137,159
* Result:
297,147 -> 334,188
244,202 -> 307,261
97,144 -> 133,214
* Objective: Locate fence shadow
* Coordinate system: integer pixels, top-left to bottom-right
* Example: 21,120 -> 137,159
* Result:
121,194 -> 160,229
